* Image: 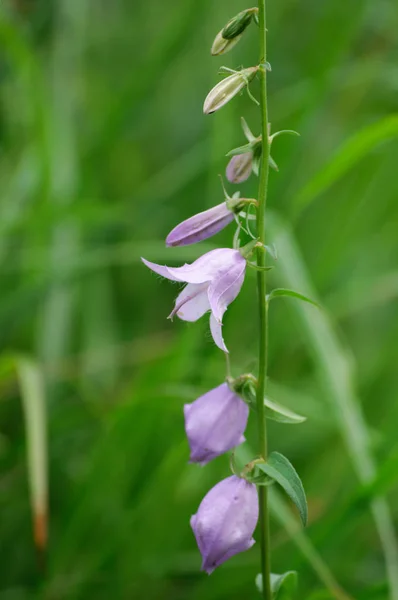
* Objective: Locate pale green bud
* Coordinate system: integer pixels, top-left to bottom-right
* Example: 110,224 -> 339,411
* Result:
203,67 -> 258,115
211,30 -> 243,56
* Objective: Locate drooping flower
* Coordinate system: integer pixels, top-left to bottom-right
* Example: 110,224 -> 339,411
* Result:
142,248 -> 247,352
184,383 -> 249,465
191,475 -> 258,574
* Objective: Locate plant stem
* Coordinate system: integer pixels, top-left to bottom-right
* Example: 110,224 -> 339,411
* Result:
256,0 -> 272,598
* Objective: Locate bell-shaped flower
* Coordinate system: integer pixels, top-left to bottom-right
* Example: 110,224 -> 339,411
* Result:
184,382 -> 249,465
142,248 -> 247,352
191,475 -> 258,574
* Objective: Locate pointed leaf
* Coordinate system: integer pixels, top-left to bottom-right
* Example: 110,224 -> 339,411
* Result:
267,288 -> 319,308
239,379 -> 305,424
258,452 -> 308,526
256,571 -> 298,599
263,396 -> 306,424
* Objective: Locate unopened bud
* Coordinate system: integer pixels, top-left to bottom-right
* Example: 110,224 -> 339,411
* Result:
203,67 -> 258,115
211,30 -> 243,56
226,152 -> 253,184
222,8 -> 257,40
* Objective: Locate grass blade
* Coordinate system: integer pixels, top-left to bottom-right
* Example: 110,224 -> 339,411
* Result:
270,213 -> 398,600
16,357 -> 48,559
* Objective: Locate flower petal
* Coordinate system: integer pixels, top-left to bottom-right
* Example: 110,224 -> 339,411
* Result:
167,248 -> 238,284
210,313 -> 228,352
184,383 -> 249,465
141,258 -> 181,281
207,256 -> 246,322
190,476 -> 259,574
170,283 -> 210,322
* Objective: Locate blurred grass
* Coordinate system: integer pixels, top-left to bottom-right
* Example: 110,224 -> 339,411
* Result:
0,0 -> 398,599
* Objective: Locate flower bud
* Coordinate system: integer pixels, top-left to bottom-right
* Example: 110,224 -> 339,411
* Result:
184,383 -> 249,465
222,8 -> 257,40
211,31 -> 243,57
166,203 -> 235,247
190,475 -> 258,574
226,152 -> 253,184
203,67 -> 258,115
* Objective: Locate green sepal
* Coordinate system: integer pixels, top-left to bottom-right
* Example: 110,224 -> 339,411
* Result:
257,452 -> 308,526
267,288 -> 319,308
226,141 -> 257,157
247,262 -> 274,272
264,243 -> 278,261
268,154 -> 279,172
256,571 -> 298,599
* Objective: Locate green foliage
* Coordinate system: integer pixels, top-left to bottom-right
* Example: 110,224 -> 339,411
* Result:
256,571 -> 298,599
258,452 -> 308,526
0,0 -> 397,599
267,288 -> 319,308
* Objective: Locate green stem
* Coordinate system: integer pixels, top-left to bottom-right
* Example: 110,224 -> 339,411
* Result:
256,0 -> 272,599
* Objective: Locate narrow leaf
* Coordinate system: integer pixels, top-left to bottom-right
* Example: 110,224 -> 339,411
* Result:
16,357 -> 48,556
258,452 -> 308,526
263,396 -> 306,424
267,288 -> 319,308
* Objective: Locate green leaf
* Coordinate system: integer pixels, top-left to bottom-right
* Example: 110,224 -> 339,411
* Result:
256,571 -> 298,599
258,452 -> 308,526
238,378 -> 305,424
263,396 -> 306,425
267,288 -> 319,308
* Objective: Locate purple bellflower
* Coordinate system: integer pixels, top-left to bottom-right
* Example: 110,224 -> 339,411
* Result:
142,248 -> 247,352
184,382 -> 249,465
166,202 -> 235,247
191,475 -> 258,574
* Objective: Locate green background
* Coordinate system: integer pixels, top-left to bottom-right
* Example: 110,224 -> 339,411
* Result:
1,0 -> 398,598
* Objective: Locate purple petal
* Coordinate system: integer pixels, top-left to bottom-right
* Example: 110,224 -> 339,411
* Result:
226,153 -> 253,184
167,248 -> 238,284
210,313 -> 228,352
169,283 -> 210,322
190,476 -> 258,574
184,383 -> 249,465
141,257 -> 181,281
202,538 -> 255,575
166,203 -> 234,247
207,255 -> 246,323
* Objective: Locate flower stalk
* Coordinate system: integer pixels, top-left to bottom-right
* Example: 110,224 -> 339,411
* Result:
256,0 -> 272,598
